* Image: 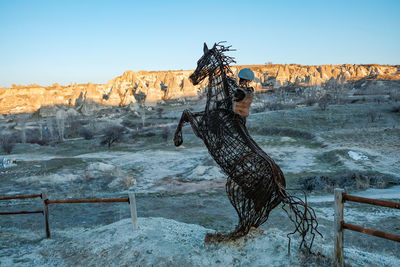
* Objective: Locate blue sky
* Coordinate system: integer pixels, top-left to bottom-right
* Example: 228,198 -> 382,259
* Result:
0,0 -> 399,87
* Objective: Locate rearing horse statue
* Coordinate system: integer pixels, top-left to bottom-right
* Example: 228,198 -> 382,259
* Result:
174,42 -> 320,251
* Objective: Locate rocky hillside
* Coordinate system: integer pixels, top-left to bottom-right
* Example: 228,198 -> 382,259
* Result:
0,64 -> 398,114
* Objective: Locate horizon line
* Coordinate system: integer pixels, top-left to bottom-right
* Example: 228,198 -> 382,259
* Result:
2,63 -> 399,89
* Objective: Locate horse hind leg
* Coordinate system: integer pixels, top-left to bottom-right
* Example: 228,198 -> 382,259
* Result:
205,176 -> 258,243
174,109 -> 203,146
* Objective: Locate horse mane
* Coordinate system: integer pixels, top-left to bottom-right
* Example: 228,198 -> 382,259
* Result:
191,42 -> 237,112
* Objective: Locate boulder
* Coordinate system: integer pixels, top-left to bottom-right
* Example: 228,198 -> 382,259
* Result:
128,101 -> 140,111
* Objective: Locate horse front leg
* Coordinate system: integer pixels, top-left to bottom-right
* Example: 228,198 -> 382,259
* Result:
174,109 -> 203,146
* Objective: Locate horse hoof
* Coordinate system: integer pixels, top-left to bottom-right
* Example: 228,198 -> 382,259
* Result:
174,136 -> 183,146
204,233 -> 226,243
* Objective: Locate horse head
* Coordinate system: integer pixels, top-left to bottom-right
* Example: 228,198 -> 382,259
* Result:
189,43 -> 218,85
190,42 -> 236,112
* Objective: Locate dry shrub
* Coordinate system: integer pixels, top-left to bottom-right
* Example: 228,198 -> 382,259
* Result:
161,127 -> 170,142
366,109 -> 380,122
0,135 -> 15,154
80,127 -> 94,140
389,90 -> 400,102
391,104 -> 400,113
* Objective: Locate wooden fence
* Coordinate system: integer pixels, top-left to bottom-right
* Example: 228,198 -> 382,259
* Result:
334,188 -> 400,267
3,188 -> 399,264
0,191 -> 138,238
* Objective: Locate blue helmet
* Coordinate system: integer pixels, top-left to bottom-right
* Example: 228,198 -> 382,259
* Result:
238,68 -> 255,81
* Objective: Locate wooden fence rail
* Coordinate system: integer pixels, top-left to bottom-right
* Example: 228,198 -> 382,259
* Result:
0,210 -> 43,215
46,198 -> 129,204
343,193 -> 400,209
0,191 -> 138,238
0,194 -> 42,201
334,188 -> 400,267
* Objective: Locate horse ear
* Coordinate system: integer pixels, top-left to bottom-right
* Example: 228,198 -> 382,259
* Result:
213,43 -> 217,49
203,42 -> 209,54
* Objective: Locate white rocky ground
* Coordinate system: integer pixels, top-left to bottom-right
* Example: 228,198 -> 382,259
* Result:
1,216 -> 399,267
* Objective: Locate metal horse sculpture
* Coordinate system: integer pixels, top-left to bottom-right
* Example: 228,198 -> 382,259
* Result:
174,42 -> 321,251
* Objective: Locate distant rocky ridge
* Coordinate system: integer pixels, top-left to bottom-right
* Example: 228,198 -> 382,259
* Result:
0,64 -> 398,114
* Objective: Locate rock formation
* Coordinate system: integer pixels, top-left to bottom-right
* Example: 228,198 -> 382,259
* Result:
0,64 -> 398,114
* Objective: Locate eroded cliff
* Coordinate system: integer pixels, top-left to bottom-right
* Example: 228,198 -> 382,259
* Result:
0,64 -> 398,114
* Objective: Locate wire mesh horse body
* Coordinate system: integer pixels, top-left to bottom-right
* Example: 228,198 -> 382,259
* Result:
174,43 -> 320,250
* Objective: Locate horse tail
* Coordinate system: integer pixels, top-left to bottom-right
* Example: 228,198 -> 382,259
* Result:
277,185 -> 322,254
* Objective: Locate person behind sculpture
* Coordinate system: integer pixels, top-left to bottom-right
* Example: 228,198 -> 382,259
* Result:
233,68 -> 255,117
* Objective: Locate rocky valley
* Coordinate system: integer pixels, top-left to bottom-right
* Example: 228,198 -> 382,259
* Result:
1,64 -> 398,114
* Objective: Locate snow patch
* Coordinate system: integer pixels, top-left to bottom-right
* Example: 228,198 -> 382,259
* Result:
84,162 -> 117,179
86,162 -> 116,173
187,165 -> 224,180
0,158 -> 17,169
18,172 -> 80,184
348,151 -> 369,161
264,145 -> 318,174
280,136 -> 296,142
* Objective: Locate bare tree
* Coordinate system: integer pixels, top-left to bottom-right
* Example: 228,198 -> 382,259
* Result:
324,78 -> 345,104
100,125 -> 125,148
20,120 -> 26,143
46,118 -> 55,140
56,109 -> 67,141
303,86 -> 323,106
318,94 -> 331,111
140,108 -> 146,127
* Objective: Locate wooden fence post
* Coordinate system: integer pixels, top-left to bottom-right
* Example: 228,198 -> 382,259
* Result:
41,190 -> 51,238
128,192 -> 138,230
334,188 -> 344,267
